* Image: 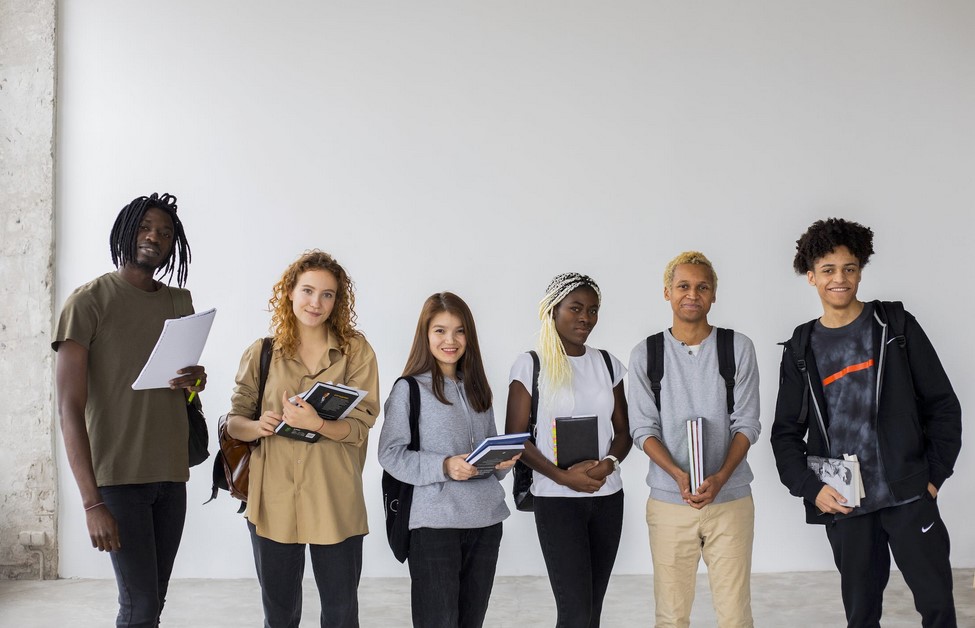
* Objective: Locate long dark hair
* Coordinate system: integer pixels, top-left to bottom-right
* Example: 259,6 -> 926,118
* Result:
402,292 -> 492,413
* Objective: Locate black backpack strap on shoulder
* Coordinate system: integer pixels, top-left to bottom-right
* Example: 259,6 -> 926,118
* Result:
255,337 -> 273,419
876,300 -> 907,348
715,328 -> 736,415
399,376 -> 421,451
646,333 -> 665,412
528,351 -> 540,437
790,321 -> 815,425
598,349 -> 614,381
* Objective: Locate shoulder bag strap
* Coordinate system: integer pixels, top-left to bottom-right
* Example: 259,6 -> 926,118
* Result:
528,351 -> 540,438
646,333 -> 665,412
402,376 -> 421,452
715,327 -> 736,415
254,337 -> 273,420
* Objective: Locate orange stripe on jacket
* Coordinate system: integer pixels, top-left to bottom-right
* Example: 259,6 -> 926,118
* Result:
822,359 -> 875,387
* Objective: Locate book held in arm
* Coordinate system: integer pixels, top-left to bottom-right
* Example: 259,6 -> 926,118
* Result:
553,415 -> 598,470
465,432 -> 531,477
274,381 -> 369,443
807,454 -> 864,508
686,417 -> 704,494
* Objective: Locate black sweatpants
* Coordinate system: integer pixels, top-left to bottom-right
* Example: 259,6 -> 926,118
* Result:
825,493 -> 955,628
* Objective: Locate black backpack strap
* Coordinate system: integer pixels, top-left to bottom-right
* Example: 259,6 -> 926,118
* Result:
788,321 -> 815,425
598,349 -> 614,381
875,300 -> 907,348
715,328 -> 736,415
399,376 -> 421,451
646,333 -> 665,412
528,351 -> 540,437
255,337 -> 273,419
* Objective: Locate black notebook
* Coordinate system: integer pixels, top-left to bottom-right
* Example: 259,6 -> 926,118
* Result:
554,415 -> 598,469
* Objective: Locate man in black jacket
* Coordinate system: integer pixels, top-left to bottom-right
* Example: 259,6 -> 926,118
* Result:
771,218 -> 961,628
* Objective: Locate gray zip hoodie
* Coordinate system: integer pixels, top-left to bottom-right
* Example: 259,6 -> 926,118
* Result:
378,373 -> 510,530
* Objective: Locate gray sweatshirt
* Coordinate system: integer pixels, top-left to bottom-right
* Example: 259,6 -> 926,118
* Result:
378,373 -> 510,530
627,329 -> 761,505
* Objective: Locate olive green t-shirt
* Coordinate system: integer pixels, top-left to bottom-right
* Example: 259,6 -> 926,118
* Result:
54,272 -> 193,486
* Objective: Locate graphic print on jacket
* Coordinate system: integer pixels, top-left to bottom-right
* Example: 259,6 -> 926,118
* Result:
810,304 -> 912,517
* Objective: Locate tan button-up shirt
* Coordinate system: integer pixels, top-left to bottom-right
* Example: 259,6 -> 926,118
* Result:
230,332 -> 379,545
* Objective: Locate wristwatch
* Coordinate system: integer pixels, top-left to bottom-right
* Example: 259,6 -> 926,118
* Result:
604,454 -> 620,471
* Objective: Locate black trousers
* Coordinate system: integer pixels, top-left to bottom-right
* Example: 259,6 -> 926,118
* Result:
533,491 -> 624,628
101,481 -> 186,628
248,522 -> 363,628
826,493 -> 955,628
407,523 -> 503,628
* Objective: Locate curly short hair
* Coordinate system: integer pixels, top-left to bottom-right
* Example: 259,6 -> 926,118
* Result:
269,250 -> 361,357
663,251 -> 717,292
793,218 -> 874,274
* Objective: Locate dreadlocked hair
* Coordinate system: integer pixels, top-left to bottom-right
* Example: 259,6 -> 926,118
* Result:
793,218 -> 875,274
109,192 -> 191,287
269,250 -> 362,358
537,272 -> 601,395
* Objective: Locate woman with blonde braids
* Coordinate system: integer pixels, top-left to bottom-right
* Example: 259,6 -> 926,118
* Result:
505,272 -> 631,628
226,250 -> 379,627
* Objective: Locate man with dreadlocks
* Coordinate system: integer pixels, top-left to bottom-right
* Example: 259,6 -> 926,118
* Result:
53,193 -> 207,627
771,218 -> 960,627
627,251 -> 761,628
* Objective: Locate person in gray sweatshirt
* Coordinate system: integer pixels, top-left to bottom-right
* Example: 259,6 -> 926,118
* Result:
378,292 -> 518,628
627,251 -> 761,628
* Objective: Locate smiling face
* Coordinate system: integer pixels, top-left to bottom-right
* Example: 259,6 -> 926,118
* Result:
428,311 -> 467,377
133,207 -> 175,271
665,263 -> 716,325
289,269 -> 339,330
553,286 -> 599,355
807,245 -> 862,311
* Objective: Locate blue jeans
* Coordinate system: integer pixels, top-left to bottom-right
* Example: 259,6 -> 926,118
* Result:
534,491 -> 624,628
248,522 -> 363,628
407,523 -> 503,628
100,482 -> 187,628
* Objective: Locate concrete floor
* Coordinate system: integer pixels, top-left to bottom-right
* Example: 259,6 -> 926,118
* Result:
1,570 -> 973,627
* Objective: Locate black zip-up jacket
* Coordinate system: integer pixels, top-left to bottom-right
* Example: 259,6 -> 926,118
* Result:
770,300 -> 961,524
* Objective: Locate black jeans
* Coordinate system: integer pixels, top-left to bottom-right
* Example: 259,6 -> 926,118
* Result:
826,493 -> 955,627
100,481 -> 187,628
534,491 -> 624,628
407,523 -> 503,628
248,522 -> 363,628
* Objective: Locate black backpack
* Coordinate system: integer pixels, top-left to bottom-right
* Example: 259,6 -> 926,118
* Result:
512,349 -> 614,512
381,376 -> 420,563
645,328 -> 737,414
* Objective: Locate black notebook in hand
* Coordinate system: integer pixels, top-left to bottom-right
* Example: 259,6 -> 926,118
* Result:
554,415 -> 598,470
274,381 -> 368,443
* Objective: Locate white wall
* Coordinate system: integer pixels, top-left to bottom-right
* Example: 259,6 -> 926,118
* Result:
56,1 -> 975,578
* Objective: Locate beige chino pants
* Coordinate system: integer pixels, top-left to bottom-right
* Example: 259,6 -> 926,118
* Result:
646,494 -> 755,628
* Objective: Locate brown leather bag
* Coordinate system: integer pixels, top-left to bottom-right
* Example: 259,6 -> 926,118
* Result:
209,338 -> 273,509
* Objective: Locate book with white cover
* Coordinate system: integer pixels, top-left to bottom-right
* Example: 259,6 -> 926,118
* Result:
807,455 -> 864,507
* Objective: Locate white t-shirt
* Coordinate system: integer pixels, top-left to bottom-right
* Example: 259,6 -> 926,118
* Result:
509,346 -> 626,498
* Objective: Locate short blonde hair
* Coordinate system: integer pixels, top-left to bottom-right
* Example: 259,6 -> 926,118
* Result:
663,251 -> 718,292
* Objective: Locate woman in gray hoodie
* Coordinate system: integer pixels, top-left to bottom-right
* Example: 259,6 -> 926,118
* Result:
379,292 -> 519,628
